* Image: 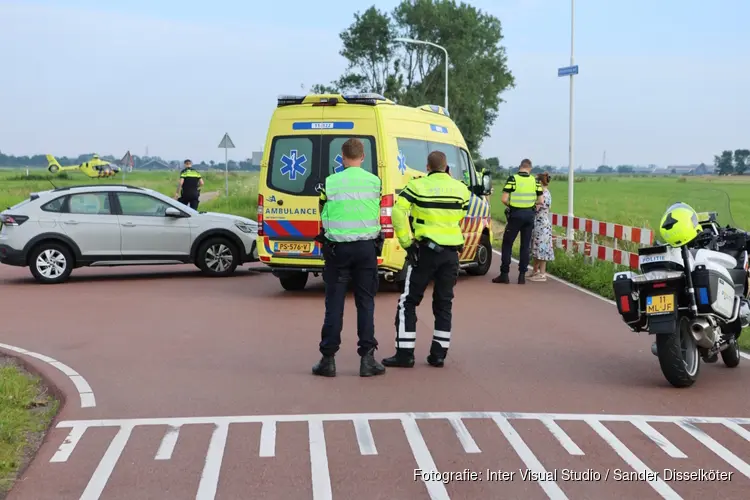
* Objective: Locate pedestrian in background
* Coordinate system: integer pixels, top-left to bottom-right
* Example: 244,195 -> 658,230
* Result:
492,159 -> 543,284
312,138 -> 386,378
175,159 -> 204,210
528,172 -> 554,282
382,151 -> 471,369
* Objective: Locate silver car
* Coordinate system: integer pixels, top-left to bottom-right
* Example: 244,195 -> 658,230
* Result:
0,184 -> 258,284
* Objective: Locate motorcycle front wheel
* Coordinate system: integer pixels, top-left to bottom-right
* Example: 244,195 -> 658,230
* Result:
656,316 -> 700,388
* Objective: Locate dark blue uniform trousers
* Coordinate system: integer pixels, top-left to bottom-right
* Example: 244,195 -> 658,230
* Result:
319,240 -> 379,356
500,207 -> 536,274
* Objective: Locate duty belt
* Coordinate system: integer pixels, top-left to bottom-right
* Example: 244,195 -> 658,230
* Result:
417,239 -> 462,252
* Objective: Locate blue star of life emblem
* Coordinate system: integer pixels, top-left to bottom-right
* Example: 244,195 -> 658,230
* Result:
280,150 -> 307,181
397,151 -> 407,175
333,154 -> 344,173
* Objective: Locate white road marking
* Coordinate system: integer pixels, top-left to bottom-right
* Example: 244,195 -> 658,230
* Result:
0,342 -> 96,408
79,425 -> 132,500
155,425 -> 181,460
586,419 -> 680,499
401,416 -> 450,500
309,419 -> 333,500
677,421 -> 750,479
448,416 -> 481,453
631,420 -> 687,458
493,249 -> 750,359
259,420 -> 276,457
50,426 -> 87,463
354,418 -> 377,455
47,411 -> 750,500
195,423 -> 229,500
539,418 -> 584,456
492,416 -> 568,499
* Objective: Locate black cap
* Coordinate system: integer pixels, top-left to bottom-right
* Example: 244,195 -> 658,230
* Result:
184,159 -> 192,164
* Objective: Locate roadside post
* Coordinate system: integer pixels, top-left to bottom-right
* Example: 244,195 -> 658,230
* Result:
559,0 -> 577,247
218,133 -> 235,197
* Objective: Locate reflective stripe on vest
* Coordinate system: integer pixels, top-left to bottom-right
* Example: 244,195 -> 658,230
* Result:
322,168 -> 381,242
510,174 -> 537,208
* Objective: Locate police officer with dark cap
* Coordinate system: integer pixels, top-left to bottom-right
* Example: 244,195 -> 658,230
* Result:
493,158 -> 543,284
174,159 -> 204,209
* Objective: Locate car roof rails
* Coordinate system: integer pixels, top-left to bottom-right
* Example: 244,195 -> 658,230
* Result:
52,184 -> 145,192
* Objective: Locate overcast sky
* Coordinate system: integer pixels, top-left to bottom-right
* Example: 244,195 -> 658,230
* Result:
1,0 -> 748,168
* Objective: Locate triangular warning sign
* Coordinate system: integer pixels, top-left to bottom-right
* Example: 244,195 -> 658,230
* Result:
218,133 -> 235,149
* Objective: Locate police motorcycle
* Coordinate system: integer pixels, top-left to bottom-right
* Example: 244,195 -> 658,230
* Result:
613,189 -> 750,388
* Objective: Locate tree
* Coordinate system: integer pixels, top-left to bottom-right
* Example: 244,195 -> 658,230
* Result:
714,150 -> 734,175
313,0 -> 515,156
596,165 -> 613,173
734,149 -> 750,175
616,165 -> 634,174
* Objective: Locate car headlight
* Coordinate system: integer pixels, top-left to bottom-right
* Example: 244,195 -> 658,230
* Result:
234,221 -> 255,234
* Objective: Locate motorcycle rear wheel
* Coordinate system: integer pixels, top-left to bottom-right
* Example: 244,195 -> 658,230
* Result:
656,316 -> 700,388
720,335 -> 741,368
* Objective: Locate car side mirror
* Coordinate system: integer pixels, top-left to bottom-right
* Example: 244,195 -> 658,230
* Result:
165,207 -> 184,217
481,170 -> 492,195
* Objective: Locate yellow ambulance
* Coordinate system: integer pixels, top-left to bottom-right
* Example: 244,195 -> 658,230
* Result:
256,93 -> 494,291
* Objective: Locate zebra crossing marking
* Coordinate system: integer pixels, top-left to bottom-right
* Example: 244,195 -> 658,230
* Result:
49,411 -> 750,500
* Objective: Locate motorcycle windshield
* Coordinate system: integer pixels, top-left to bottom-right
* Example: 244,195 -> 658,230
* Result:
653,187 -> 738,245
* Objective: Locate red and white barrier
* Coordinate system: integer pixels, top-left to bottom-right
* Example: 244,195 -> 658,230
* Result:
552,236 -> 640,269
550,214 -> 654,245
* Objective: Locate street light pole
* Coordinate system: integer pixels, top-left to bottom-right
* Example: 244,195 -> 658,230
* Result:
566,0 -> 576,243
394,37 -> 449,111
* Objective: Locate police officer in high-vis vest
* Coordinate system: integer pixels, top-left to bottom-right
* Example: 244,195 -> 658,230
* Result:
175,159 -> 204,210
313,138 -> 386,378
493,158 -> 543,284
382,151 -> 471,369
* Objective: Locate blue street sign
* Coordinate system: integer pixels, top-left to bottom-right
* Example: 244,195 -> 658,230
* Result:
558,65 -> 579,77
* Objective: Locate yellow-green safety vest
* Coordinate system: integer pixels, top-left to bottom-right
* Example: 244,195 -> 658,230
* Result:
505,173 -> 540,208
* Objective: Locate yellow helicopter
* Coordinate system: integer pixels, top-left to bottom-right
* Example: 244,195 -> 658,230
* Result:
46,154 -> 121,178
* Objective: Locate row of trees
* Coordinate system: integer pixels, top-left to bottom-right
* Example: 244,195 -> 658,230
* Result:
312,0 -> 515,158
714,149 -> 749,176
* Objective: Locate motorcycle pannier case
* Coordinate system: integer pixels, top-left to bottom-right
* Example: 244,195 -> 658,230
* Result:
613,273 -> 642,325
691,265 -> 735,319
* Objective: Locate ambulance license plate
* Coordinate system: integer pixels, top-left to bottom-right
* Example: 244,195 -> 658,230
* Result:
274,242 -> 312,253
646,294 -> 674,315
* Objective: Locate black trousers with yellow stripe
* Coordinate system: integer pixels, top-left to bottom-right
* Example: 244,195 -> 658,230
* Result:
394,244 -> 460,356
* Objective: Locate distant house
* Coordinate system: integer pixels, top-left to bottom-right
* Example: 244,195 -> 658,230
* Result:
138,159 -> 170,170
662,164 -> 713,175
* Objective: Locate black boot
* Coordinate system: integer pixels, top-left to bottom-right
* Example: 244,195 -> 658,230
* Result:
492,273 -> 510,284
312,355 -> 336,377
427,342 -> 446,367
360,348 -> 386,377
518,274 -> 526,284
382,349 -> 415,368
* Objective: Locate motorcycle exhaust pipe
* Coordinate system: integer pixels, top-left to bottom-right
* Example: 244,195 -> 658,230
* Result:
740,300 -> 750,329
690,318 -> 717,349
384,272 -> 395,283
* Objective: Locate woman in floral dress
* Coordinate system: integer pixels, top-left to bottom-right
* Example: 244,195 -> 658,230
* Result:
529,173 -> 554,281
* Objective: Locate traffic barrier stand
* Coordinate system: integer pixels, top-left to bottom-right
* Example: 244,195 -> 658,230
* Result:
549,214 -> 654,269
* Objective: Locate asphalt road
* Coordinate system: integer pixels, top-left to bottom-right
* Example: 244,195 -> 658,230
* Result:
1,261 -> 749,500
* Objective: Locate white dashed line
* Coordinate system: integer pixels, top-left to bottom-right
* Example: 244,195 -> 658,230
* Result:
0,342 -> 96,408
49,410 -> 750,500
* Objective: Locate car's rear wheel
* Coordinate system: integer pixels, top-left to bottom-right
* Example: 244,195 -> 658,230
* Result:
29,242 -> 73,284
197,237 -> 239,277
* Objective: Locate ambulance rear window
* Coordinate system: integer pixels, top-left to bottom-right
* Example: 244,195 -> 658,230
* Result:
395,137 -> 469,182
268,136 -> 318,195
326,137 -> 376,176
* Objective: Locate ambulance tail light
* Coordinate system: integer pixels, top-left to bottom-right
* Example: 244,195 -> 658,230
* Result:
380,194 -> 394,238
257,194 -> 264,236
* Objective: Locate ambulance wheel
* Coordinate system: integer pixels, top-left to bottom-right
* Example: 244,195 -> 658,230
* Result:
279,272 -> 308,291
721,336 -> 741,368
466,234 -> 492,276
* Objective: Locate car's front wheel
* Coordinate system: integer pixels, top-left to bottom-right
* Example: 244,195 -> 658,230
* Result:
197,237 -> 239,277
29,242 -> 73,284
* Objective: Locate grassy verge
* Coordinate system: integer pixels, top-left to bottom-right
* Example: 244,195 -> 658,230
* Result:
0,357 -> 59,496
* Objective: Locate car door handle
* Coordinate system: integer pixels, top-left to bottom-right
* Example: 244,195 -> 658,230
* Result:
121,222 -> 135,227
64,220 -> 79,225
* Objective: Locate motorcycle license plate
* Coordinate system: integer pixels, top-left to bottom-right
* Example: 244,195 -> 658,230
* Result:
646,294 -> 674,315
